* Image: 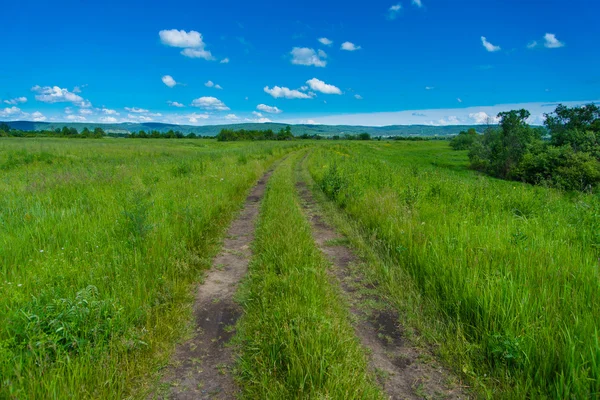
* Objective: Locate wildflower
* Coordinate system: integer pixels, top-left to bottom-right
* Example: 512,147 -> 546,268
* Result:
40,250 -> 44,253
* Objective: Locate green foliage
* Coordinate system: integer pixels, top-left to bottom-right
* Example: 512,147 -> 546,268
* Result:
450,128 -> 478,150
468,104 -> 600,191
216,126 -> 295,141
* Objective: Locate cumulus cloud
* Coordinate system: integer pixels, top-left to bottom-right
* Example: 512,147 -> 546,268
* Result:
354,94 -> 363,100
191,96 -> 230,111
469,111 -> 499,124
32,85 -> 90,107
425,86 -> 434,90
457,98 -> 463,103
252,111 -> 263,117
205,80 -> 223,89
341,41 -> 361,51
438,116 -> 461,125
387,4 -> 402,19
162,75 -> 177,87
527,40 -> 538,49
31,111 -> 46,121
79,109 -> 93,115
159,29 -> 215,60
318,37 -> 333,46
187,112 -> 210,123
125,107 -> 149,113
159,29 -> 202,47
264,86 -> 315,99
290,47 -> 327,67
306,78 -> 342,95
544,33 -> 564,48
412,0 -> 423,7
0,106 -> 22,116
225,114 -> 238,120
220,57 -> 230,64
66,115 -> 87,122
100,116 -> 118,123
481,36 -> 501,52
3,97 -> 27,105
167,101 -> 185,107
257,104 -> 283,114
102,108 -> 119,115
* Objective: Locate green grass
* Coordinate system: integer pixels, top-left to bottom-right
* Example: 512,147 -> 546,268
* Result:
234,151 -> 382,399
307,141 -> 600,398
0,138 -> 300,399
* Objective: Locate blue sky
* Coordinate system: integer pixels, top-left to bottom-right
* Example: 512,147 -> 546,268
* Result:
1,0 -> 598,126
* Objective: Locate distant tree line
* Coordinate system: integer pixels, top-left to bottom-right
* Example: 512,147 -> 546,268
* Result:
216,126 -> 295,141
128,129 -> 210,139
450,104 -> 600,191
0,124 -> 108,138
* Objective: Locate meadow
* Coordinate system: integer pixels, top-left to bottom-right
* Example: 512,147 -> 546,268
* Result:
0,137 -> 598,399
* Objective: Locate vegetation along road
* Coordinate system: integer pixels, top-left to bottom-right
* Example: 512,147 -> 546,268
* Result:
1,112 -> 599,399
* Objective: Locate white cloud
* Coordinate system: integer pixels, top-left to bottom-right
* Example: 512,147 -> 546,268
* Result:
306,78 -> 342,95
290,47 -> 327,67
187,113 -> 210,123
252,111 -> 263,117
66,115 -> 87,122
544,33 -> 564,49
159,29 -> 203,48
31,111 -> 46,121
181,48 -> 214,60
100,116 -> 118,123
341,41 -> 361,51
162,75 -> 177,87
245,117 -> 272,123
354,94 -> 363,100
481,36 -> 501,52
225,114 -> 238,120
167,101 -> 185,107
0,106 -> 22,116
79,109 -> 93,115
72,86 -> 82,93
191,96 -> 230,111
125,107 -> 149,113
257,104 -> 283,114
412,0 -> 423,7
457,98 -> 463,103
425,86 -> 434,90
527,40 -> 538,49
437,116 -> 461,125
102,108 -> 119,115
220,57 -> 230,64
264,86 -> 315,99
387,4 -> 402,19
469,111 -> 500,124
32,85 -> 90,107
205,80 -> 223,89
3,97 -> 27,105
160,29 -> 215,60
318,37 -> 333,46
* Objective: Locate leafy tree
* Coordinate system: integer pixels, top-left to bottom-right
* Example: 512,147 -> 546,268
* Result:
450,128 -> 478,150
93,127 -> 105,138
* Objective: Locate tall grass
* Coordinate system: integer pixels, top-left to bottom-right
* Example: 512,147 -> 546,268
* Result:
235,152 -> 382,398
308,141 -> 600,398
0,138 -> 299,398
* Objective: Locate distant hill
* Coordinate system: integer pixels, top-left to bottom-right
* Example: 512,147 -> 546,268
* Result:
5,121 -> 492,137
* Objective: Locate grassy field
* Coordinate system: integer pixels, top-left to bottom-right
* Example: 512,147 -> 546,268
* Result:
1,138 -> 599,398
308,141 -> 600,398
0,138 -> 299,398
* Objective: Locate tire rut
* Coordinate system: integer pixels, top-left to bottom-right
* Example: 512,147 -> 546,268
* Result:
155,166 -> 277,400
295,161 -> 468,400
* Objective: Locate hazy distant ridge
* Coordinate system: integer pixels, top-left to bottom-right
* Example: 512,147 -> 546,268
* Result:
5,121 -> 490,137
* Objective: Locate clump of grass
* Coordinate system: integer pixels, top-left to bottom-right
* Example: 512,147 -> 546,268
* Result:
235,153 -> 382,398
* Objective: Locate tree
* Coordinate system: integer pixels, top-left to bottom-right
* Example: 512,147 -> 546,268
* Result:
93,127 -> 105,138
81,127 -> 91,137
450,128 -> 478,150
